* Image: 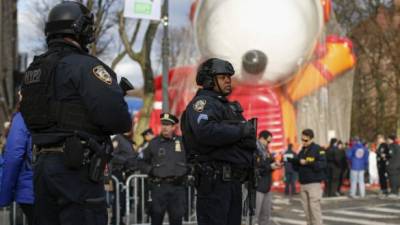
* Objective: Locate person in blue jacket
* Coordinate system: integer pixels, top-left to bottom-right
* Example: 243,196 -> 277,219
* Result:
346,138 -> 369,198
0,111 -> 34,225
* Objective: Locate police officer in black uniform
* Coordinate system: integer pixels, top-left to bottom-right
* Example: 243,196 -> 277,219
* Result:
140,113 -> 187,225
20,2 -> 131,225
138,128 -> 154,157
180,58 -> 257,225
110,134 -> 138,225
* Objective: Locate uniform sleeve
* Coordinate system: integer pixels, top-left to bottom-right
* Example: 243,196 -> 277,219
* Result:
0,114 -> 30,206
66,58 -> 132,135
311,148 -> 327,171
258,157 -> 273,176
187,98 -> 243,147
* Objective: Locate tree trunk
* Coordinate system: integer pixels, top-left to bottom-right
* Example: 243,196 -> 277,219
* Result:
0,0 -> 17,130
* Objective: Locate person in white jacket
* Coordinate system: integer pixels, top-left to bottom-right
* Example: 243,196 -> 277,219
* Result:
369,148 -> 379,185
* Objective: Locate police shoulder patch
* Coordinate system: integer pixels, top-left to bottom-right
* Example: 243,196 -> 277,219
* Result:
193,99 -> 207,112
92,65 -> 112,85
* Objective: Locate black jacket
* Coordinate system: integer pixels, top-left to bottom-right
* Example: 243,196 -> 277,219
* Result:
111,134 -> 138,172
140,135 -> 187,178
377,143 -> 389,168
387,143 -> 400,175
23,40 -> 131,145
255,141 -> 273,193
293,142 -> 327,184
283,148 -> 297,174
181,89 -> 254,167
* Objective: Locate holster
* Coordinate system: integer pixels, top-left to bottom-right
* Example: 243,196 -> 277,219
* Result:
194,164 -> 215,194
88,138 -> 112,183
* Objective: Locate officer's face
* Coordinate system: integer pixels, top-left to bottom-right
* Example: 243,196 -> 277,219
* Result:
161,124 -> 175,138
301,135 -> 312,147
144,134 -> 154,142
213,74 -> 232,95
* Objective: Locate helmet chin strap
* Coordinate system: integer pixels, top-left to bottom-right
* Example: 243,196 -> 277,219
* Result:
214,77 -> 229,96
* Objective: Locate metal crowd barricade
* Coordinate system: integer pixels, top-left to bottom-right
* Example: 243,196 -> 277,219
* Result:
0,202 -> 27,225
124,174 -> 197,225
106,175 -> 125,225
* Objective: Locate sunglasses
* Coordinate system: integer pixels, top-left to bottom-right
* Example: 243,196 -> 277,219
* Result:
302,138 -> 310,143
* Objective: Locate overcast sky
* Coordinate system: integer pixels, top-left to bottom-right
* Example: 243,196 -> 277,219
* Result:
17,0 -> 193,88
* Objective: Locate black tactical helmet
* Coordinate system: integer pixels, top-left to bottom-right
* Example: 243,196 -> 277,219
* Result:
196,58 -> 235,89
242,50 -> 268,74
45,1 -> 95,45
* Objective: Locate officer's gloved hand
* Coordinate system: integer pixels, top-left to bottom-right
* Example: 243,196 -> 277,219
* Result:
240,121 -> 256,139
238,137 -> 257,151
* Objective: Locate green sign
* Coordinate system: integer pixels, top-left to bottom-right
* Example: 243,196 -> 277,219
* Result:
134,2 -> 152,15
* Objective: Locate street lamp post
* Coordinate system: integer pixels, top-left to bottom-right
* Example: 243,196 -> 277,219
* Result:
161,0 -> 169,113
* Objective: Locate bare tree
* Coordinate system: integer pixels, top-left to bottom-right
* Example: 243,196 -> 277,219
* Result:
334,0 -> 400,139
26,0 -> 119,58
117,10 -> 161,144
20,0 -> 165,144
0,0 -> 18,129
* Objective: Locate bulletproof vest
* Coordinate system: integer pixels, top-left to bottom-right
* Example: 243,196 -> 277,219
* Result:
20,48 -> 101,135
225,101 -> 246,121
150,137 -> 187,178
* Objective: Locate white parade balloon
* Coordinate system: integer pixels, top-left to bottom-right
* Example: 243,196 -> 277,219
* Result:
194,0 -> 324,84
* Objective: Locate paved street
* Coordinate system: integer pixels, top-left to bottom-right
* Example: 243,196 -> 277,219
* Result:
271,192 -> 400,225
2,191 -> 400,225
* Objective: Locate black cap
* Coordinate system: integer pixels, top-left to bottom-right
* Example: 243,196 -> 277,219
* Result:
141,128 -> 153,137
160,113 -> 179,125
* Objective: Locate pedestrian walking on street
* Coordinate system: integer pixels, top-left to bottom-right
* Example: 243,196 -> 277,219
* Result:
326,138 -> 342,197
291,129 -> 326,225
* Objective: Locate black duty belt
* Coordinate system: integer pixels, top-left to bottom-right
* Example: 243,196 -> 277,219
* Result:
35,146 -> 64,155
197,162 -> 249,182
150,176 -> 185,185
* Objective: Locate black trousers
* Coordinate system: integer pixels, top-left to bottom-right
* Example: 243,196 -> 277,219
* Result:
326,167 -> 341,196
20,203 -> 34,225
196,179 -> 242,225
150,183 -> 185,225
33,153 -> 107,225
378,165 -> 388,192
284,172 -> 296,195
388,172 -> 400,195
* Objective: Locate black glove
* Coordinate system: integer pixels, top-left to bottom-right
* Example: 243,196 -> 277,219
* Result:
238,136 -> 257,151
240,121 -> 256,138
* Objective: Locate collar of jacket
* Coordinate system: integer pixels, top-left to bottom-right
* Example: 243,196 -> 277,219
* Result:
160,135 -> 177,142
47,38 -> 86,54
196,89 -> 228,102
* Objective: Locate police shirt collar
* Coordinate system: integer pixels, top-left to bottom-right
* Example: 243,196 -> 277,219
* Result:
197,89 -> 228,102
48,38 -> 86,54
160,134 -> 176,142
